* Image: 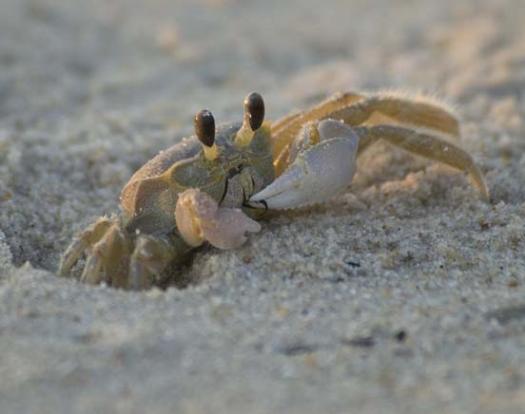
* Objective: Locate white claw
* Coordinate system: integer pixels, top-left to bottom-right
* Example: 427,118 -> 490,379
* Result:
175,188 -> 261,250
250,119 -> 359,209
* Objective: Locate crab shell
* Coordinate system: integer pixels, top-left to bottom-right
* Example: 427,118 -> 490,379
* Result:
118,123 -> 275,240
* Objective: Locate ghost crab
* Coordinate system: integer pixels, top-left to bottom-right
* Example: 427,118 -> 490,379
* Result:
59,91 -> 489,289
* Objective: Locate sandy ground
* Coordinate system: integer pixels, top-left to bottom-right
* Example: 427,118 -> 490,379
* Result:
1,0 -> 525,413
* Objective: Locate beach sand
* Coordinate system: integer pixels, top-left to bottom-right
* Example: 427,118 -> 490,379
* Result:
1,0 -> 525,412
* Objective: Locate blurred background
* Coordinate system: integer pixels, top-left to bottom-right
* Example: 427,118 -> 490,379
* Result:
2,0 -> 523,124
1,1 -> 525,413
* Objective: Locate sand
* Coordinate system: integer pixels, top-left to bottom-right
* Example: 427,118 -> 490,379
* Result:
1,0 -> 525,413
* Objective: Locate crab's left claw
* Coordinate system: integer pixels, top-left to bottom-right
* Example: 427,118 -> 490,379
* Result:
250,119 -> 360,209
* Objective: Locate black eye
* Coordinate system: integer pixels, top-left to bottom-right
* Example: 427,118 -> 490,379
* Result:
244,92 -> 265,131
194,109 -> 215,147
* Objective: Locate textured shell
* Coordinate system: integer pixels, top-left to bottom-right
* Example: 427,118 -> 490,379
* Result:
120,124 -> 240,218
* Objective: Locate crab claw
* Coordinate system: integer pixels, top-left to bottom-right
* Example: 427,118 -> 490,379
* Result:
250,119 -> 360,209
175,188 -> 261,250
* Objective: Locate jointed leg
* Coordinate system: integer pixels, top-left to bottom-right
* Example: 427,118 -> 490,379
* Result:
272,92 -> 365,161
59,215 -> 135,286
354,125 -> 489,200
356,132 -> 376,157
272,92 -> 460,175
80,222 -> 130,285
59,216 -> 114,277
332,93 -> 461,138
128,234 -> 189,290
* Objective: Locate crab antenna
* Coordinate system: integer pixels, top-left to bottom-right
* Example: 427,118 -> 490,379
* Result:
195,109 -> 219,160
235,92 -> 265,147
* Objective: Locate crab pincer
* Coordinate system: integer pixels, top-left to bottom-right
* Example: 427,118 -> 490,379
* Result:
250,119 -> 360,209
176,188 -> 261,250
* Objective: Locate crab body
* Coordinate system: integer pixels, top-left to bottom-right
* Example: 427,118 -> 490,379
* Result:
120,123 -> 274,234
59,91 -> 489,289
60,119 -> 274,289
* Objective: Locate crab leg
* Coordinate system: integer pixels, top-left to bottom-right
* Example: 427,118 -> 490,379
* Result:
272,92 -> 460,175
80,223 -> 130,285
271,91 -> 364,158
333,93 -> 461,138
80,251 -> 105,285
354,125 -> 490,200
250,119 -> 360,209
128,235 -> 177,290
58,217 -> 114,276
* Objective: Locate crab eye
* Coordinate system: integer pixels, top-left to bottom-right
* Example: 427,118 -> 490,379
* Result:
194,109 -> 215,147
244,92 -> 265,131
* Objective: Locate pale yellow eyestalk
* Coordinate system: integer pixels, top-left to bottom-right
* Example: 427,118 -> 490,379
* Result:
234,92 -> 265,147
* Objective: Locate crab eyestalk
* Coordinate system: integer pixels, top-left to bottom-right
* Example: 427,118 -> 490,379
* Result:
195,109 -> 219,160
235,92 -> 265,147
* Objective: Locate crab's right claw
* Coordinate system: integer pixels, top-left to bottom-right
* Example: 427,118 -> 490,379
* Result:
250,119 -> 360,209
175,188 -> 261,250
